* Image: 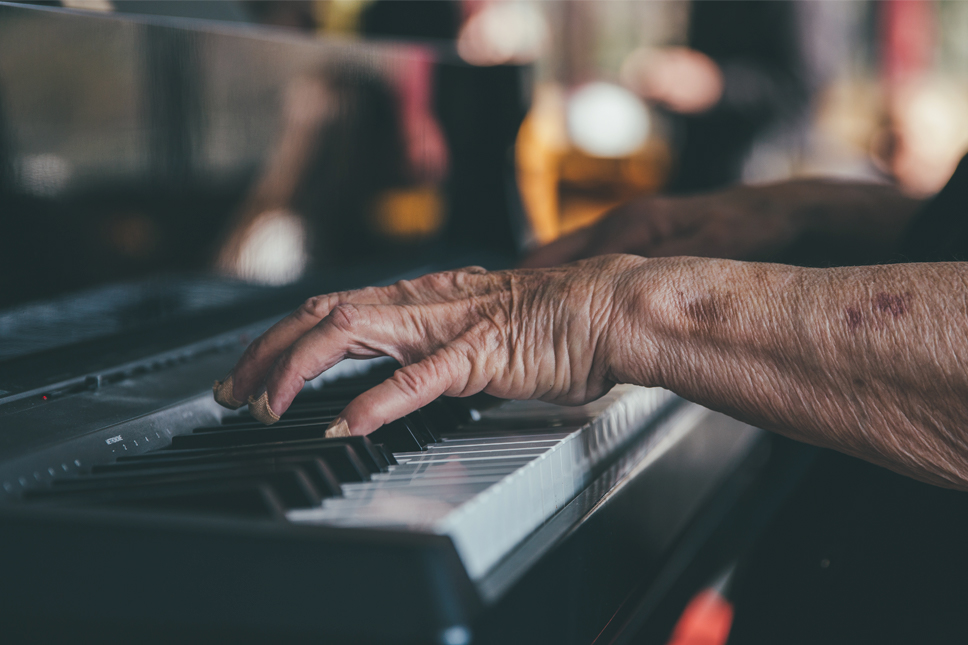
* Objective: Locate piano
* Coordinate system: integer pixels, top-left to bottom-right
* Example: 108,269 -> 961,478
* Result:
0,4 -> 809,643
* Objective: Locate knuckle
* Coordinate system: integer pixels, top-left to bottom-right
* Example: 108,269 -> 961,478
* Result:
392,365 -> 430,395
299,296 -> 328,319
422,271 -> 451,290
393,278 -> 421,299
357,285 -> 385,301
328,303 -> 362,331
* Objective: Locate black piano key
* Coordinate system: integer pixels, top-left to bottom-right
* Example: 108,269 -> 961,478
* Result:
368,418 -> 427,453
45,482 -> 286,519
164,435 -> 391,473
37,466 -> 323,510
170,424 -> 332,449
292,364 -> 400,402
277,408 -> 345,422
196,416 -> 340,433
374,442 -> 397,467
222,404 -> 347,426
210,410 -> 432,441
287,387 -> 364,403
98,444 -> 369,483
407,410 -> 440,444
420,399 -> 471,435
172,423 -> 407,472
275,401 -> 351,415
89,457 -> 341,497
114,484 -> 286,519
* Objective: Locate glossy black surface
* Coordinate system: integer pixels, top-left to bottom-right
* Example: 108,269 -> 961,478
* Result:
0,2 -> 528,309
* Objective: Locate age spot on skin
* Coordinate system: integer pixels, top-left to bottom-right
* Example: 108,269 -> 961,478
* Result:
873,292 -> 908,318
845,292 -> 909,332
844,306 -> 864,332
680,293 -> 730,327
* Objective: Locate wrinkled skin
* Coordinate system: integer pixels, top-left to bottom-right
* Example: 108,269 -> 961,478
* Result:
220,179 -> 968,492
223,251 -> 968,491
227,255 -> 654,436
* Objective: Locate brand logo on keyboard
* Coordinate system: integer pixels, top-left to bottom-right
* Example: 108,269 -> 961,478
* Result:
105,435 -> 123,445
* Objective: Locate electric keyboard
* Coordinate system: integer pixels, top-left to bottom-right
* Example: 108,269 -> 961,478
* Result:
0,316 -> 765,643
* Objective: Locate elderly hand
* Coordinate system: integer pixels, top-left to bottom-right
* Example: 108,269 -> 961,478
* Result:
215,249 -> 968,490
521,180 -> 924,269
215,255 -> 657,436
522,190 -> 801,269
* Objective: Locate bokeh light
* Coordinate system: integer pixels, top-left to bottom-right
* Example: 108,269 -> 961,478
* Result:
566,82 -> 650,159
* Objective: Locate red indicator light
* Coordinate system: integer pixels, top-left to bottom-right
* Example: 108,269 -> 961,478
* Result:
666,589 -> 734,645
42,395 -> 48,400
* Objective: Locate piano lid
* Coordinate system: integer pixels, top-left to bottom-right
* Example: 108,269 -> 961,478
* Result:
0,2 -> 532,311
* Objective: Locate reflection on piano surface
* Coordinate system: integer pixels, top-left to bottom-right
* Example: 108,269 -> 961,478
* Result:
0,4 -> 801,644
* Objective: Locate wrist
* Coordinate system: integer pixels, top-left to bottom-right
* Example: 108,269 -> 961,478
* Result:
605,256 -> 806,397
603,255 -> 690,389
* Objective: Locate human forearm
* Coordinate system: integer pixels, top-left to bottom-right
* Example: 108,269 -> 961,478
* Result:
613,257 -> 968,489
523,179 -> 923,268
755,180 -> 922,259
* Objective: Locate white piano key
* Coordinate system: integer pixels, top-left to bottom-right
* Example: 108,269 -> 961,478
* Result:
287,385 -> 675,581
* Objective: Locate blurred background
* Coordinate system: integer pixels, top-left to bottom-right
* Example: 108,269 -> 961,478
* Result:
4,0 -> 968,296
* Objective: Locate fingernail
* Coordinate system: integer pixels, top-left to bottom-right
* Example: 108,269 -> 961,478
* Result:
248,389 -> 280,425
213,373 -> 244,410
325,416 -> 351,438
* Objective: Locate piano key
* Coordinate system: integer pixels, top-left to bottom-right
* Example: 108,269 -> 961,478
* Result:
112,484 -> 286,519
422,399 -> 472,428
98,443 -> 370,483
271,401 -> 351,415
374,442 -> 397,467
341,477 -> 504,495
369,464 -> 525,483
77,482 -> 286,519
171,424 -> 333,449
222,403 -> 348,426
293,382 -> 389,402
195,416 -> 340,433
368,418 -> 430,453
164,435 -> 392,473
99,457 -> 341,497
33,465 -> 326,509
390,444 -> 558,464
446,418 -> 591,434
408,409 -> 442,443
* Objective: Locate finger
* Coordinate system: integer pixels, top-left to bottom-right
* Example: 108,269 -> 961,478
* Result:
259,302 -> 457,422
519,227 -> 594,268
338,347 -> 473,436
224,293 -> 359,405
227,268 -> 491,408
226,283 -> 427,405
